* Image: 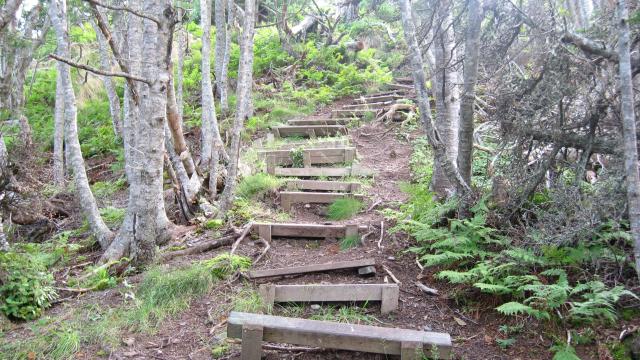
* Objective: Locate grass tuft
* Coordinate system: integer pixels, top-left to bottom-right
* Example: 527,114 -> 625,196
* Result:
309,305 -> 374,325
339,234 -> 361,250
233,289 -> 267,313
237,173 -> 282,200
327,197 -> 363,220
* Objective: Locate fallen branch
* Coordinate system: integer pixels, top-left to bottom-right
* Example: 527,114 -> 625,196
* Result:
360,230 -> 374,245
253,237 -> 271,265
229,222 -> 254,255
367,199 -> 382,212
160,234 -> 237,261
415,281 -> 439,296
377,221 -> 385,249
383,265 -> 401,285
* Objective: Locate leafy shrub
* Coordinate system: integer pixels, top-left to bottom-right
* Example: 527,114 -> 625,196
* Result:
327,198 -> 363,220
236,173 -> 282,200
0,252 -> 57,320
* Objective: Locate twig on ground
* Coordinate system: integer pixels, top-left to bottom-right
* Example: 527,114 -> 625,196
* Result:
230,222 -> 254,255
377,221 -> 385,249
415,281 -> 439,296
209,319 -> 228,335
54,285 -> 100,293
160,233 -> 237,261
360,230 -> 374,245
253,237 -> 271,265
367,199 -> 382,212
383,265 -> 401,285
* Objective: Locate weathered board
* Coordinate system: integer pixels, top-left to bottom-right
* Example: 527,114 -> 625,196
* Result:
343,100 -> 396,109
352,94 -> 403,103
273,165 -> 374,178
259,283 -> 399,314
260,139 -> 350,151
261,147 -> 356,173
280,191 -> 364,212
287,118 -> 350,126
251,223 -> 367,241
227,312 -> 452,359
286,179 -> 361,192
331,109 -> 378,118
273,125 -> 347,138
247,258 -> 376,279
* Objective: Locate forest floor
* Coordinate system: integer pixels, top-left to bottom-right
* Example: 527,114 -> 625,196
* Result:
2,97 -> 624,360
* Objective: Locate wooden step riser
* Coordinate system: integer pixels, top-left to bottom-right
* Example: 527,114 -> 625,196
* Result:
353,95 -> 403,103
259,284 -> 399,314
247,258 -> 376,279
259,139 -> 350,151
287,119 -> 349,126
262,148 -> 356,172
343,101 -> 397,109
286,180 -> 362,193
252,223 -> 367,242
273,126 -> 347,138
228,312 -> 452,359
280,192 -> 364,212
331,110 -> 378,118
273,166 -> 374,178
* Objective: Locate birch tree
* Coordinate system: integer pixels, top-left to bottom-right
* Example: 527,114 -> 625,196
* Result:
219,0 -> 256,212
214,0 -> 229,114
49,0 -> 113,249
53,70 -> 65,186
457,0 -> 483,186
616,0 -> 640,279
91,19 -> 122,138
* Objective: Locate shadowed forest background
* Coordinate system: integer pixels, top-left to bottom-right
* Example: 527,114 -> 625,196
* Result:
0,0 -> 640,359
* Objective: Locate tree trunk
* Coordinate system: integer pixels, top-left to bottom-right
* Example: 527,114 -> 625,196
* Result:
457,0 -> 483,186
617,0 -> 640,280
0,0 -> 21,33
53,69 -> 65,186
222,0 -> 235,116
398,0 -> 470,196
167,72 -> 196,176
219,0 -> 256,213
214,0 -> 229,115
337,0 -> 360,23
201,0 -> 227,169
430,0 -> 460,199
176,27 -> 186,119
50,0 -> 113,249
91,19 -> 123,138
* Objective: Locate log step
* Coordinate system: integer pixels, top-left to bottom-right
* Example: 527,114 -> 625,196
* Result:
287,118 -> 351,126
273,165 -> 374,178
273,125 -> 347,138
251,223 -> 367,242
227,312 -> 452,359
247,258 -> 376,279
286,179 -> 362,192
259,283 -> 400,314
331,109 -> 380,118
280,191 -> 364,212
261,147 -> 356,173
343,100 -> 397,109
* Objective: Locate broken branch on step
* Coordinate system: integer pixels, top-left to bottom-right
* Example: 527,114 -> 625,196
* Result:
49,54 -> 151,84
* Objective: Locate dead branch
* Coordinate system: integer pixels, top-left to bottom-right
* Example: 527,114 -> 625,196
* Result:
49,54 -> 150,84
229,222 -> 254,255
367,199 -> 382,212
253,237 -> 270,265
415,281 -> 439,296
82,0 -> 161,25
377,221 -> 385,249
382,265 -> 401,285
160,233 -> 238,261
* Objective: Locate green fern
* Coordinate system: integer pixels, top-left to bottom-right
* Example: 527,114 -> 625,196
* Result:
496,302 -> 550,320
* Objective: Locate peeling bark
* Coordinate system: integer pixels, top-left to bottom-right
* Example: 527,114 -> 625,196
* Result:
53,69 -> 65,186
214,0 -> 229,115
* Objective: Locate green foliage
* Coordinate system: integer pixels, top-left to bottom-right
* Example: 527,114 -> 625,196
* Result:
550,344 -> 581,360
233,289 -> 266,313
0,252 -> 57,320
200,253 -> 252,280
203,219 -> 224,230
236,173 -> 282,200
99,207 -> 125,228
340,234 -> 360,250
290,147 -> 305,168
327,197 -> 363,220
309,305 -> 374,324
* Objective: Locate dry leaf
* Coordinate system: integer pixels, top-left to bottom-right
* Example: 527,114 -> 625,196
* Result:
453,316 -> 467,326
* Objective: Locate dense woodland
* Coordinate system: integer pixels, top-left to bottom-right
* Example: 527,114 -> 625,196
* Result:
0,0 -> 640,359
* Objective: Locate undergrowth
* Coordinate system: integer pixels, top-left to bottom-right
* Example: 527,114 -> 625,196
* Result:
327,197 -> 363,220
236,173 -> 282,200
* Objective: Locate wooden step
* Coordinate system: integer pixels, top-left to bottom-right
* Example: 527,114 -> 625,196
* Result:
387,83 -> 414,91
262,147 -> 356,173
259,283 -> 399,314
352,94 -> 403,103
251,223 -> 368,242
261,139 -> 350,151
279,191 -> 364,212
273,164 -> 374,178
286,179 -> 361,192
343,100 -> 397,109
227,312 -> 452,359
247,258 -> 376,279
287,118 -> 350,126
332,109 -> 379,118
273,125 -> 347,138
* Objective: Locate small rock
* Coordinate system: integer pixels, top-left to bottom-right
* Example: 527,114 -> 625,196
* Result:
387,256 -> 396,261
304,204 -> 311,208
423,325 -> 432,331
179,322 -> 186,326
310,304 -> 321,310
122,338 -> 135,347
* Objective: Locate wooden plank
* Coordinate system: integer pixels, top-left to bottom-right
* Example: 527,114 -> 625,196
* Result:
274,165 -> 374,177
259,147 -> 356,168
288,118 -> 350,126
332,109 -> 378,118
259,284 -> 399,314
280,192 -> 364,211
352,94 -> 403,103
401,341 -> 422,360
251,223 -> 368,241
247,258 -> 376,279
265,139 -> 350,150
227,312 -> 452,358
286,180 -> 361,192
241,324 -> 263,360
272,125 -> 347,138
343,101 -> 396,109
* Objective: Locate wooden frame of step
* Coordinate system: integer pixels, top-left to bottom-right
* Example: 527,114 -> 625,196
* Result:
251,223 -> 366,242
352,94 -> 403,103
331,109 -> 377,118
248,258 -> 375,279
262,147 -> 356,173
287,118 -> 350,126
342,100 -> 397,109
272,125 -> 347,138
259,283 -> 399,314
273,164 -> 374,177
286,180 -> 361,192
260,139 -> 350,151
279,192 -> 364,212
227,312 -> 452,360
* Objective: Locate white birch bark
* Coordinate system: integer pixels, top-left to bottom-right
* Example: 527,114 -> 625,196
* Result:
616,0 -> 640,280
50,0 -> 113,249
222,0 -> 235,115
53,69 -> 65,186
176,27 -> 186,119
219,0 -> 256,212
214,0 -> 229,114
